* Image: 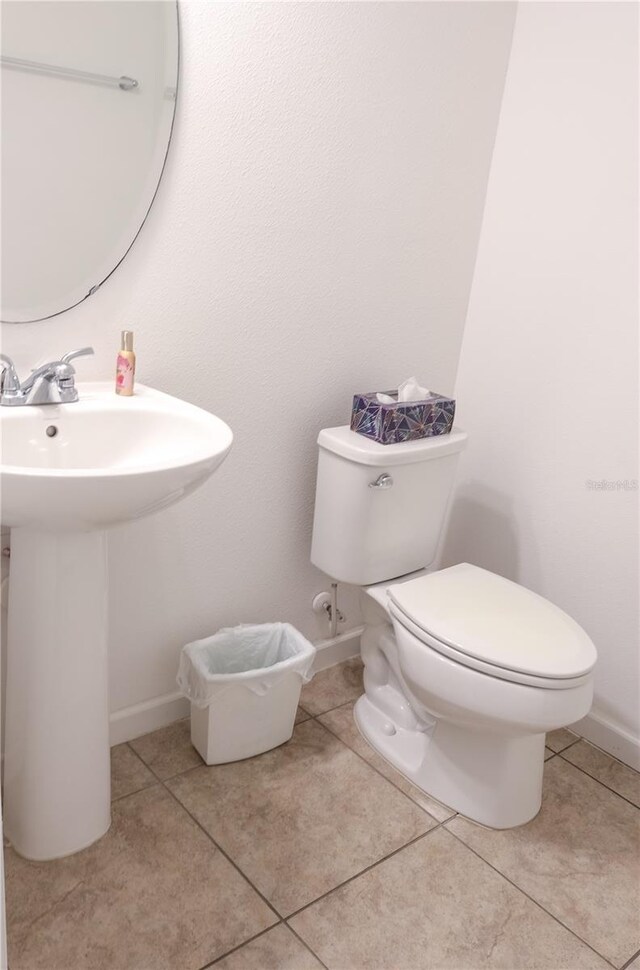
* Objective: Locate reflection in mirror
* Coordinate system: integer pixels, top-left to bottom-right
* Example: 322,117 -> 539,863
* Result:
1,1 -> 178,323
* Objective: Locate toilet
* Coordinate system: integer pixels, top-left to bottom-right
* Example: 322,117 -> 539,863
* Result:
311,425 -> 597,828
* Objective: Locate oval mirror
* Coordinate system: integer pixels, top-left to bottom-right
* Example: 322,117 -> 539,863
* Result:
1,0 -> 178,323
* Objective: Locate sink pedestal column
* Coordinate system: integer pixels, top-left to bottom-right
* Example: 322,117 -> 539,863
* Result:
4,527 -> 111,860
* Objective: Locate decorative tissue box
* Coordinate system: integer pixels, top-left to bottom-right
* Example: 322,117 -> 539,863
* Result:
351,390 -> 455,445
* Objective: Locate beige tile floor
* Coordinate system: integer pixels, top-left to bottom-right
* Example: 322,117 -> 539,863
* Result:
5,658 -> 640,970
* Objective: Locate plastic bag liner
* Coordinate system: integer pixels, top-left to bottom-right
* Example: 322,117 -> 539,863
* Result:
176,622 -> 316,708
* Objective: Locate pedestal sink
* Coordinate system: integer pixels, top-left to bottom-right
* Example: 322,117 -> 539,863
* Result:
0,383 -> 233,860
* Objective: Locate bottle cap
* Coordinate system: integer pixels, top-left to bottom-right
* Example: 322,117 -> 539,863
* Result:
121,330 -> 134,352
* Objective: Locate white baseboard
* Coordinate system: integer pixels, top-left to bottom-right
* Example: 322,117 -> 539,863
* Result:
571,710 -> 640,772
312,625 -> 363,672
110,692 -> 190,746
109,626 -> 363,746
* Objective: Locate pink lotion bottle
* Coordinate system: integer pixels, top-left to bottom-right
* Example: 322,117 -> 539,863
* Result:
115,330 -> 136,395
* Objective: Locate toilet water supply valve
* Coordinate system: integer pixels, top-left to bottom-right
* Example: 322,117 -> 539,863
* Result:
312,583 -> 346,639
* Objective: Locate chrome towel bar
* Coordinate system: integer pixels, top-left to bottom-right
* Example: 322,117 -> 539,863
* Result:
0,55 -> 138,91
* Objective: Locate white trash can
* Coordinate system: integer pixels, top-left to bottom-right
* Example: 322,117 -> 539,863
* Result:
176,623 -> 316,765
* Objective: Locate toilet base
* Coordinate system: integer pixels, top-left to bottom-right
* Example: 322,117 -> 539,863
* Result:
354,693 -> 545,828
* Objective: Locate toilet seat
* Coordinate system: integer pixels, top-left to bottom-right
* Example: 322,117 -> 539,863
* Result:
388,563 -> 597,690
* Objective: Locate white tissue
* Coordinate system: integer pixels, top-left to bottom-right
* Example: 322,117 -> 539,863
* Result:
376,377 -> 430,405
398,377 -> 430,402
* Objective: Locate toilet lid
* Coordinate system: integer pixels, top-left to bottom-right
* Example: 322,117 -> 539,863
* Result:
388,563 -> 597,681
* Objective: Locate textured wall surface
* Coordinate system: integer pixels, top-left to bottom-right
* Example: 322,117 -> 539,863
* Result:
1,2 -> 516,716
448,2 -> 639,762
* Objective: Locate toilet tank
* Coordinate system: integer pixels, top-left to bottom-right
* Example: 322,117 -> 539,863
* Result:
311,426 -> 467,586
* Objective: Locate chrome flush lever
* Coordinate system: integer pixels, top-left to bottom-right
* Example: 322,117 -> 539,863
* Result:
369,474 -> 393,489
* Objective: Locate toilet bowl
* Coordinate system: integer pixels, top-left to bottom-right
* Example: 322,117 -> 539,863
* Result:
355,564 -> 595,828
310,425 -> 597,828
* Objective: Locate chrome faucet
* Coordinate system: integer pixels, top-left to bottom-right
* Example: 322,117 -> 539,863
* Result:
0,347 -> 94,406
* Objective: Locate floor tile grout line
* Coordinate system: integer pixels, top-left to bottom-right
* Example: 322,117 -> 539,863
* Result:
108,742 -> 164,802
284,821 -> 448,923
312,713 -> 429,810
620,946 -> 640,969
119,705 -> 449,966
199,923 -> 284,969
171,799 -> 447,970
570,735 -> 640,775
443,825 -> 620,970
311,708 -> 456,824
159,764 -> 445,968
548,735 -> 582,756
302,694 -> 364,720
124,738 -> 161,773
286,923 -> 331,970
123,740 -> 168,786
124,738 -> 207,786
159,778 -> 283,924
110,781 -> 159,805
556,752 -> 640,811
160,742 -> 452,924
111,764 -> 204,804
198,921 -> 330,970
117,710 -> 628,970
115,747 -> 288,969
148,759 -> 206,785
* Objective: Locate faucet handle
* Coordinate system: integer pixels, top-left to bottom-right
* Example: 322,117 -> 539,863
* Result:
60,347 -> 94,365
0,354 -> 21,395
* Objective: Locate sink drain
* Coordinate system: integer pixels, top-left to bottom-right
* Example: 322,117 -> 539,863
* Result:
45,425 -> 58,438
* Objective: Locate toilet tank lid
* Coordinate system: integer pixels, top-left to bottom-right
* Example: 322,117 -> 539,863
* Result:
388,564 -> 597,680
317,426 -> 468,467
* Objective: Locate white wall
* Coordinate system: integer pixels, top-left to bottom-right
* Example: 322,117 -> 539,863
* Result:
1,2 -> 516,735
446,2 -> 639,767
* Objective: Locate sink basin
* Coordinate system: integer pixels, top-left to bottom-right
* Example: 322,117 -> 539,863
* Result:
0,382 -> 233,530
0,383 -> 232,861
